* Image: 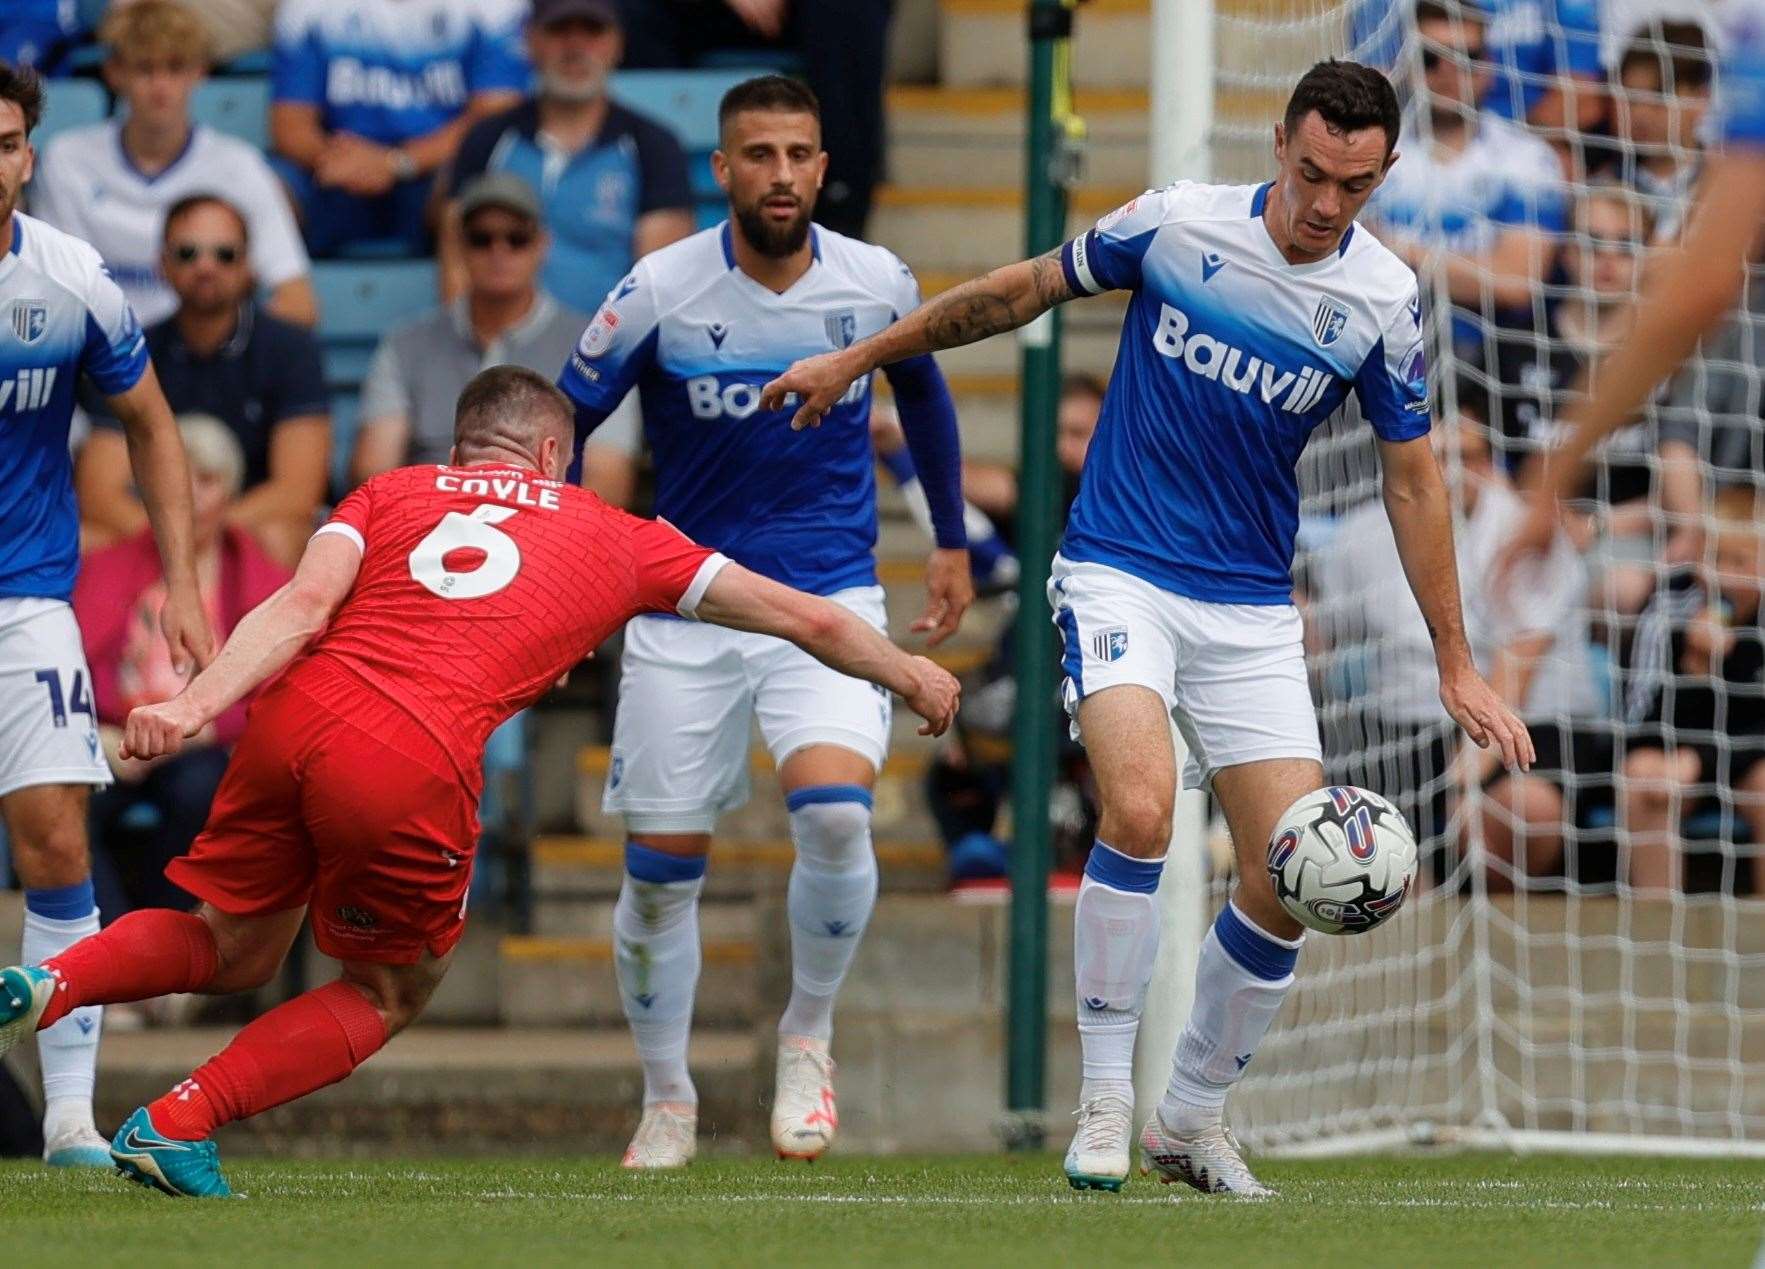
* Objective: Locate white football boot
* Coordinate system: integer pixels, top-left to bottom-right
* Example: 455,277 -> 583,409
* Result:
1063,1090 -> 1134,1191
1139,1108 -> 1275,1198
770,1035 -> 837,1161
620,1102 -> 697,1170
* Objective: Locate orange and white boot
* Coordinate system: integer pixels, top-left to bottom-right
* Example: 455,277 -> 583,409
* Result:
770,1035 -> 837,1161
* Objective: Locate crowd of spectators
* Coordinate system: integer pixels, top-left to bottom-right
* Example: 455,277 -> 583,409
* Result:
6,0 -> 787,934
1320,0 -> 1765,896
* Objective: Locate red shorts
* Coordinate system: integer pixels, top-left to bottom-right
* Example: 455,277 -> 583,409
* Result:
167,671 -> 480,965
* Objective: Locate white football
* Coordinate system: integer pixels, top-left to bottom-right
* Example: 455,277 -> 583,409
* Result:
1266,786 -> 1418,936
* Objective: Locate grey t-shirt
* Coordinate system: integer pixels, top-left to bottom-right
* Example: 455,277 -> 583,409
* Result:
360,293 -> 639,466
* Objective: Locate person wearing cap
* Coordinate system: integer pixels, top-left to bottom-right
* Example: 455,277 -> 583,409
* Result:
269,0 -> 529,257
438,0 -> 694,313
352,173 -> 642,506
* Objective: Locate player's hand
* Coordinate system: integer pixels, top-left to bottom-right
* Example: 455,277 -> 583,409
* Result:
160,583 -> 217,677
903,656 -> 961,737
914,548 -> 974,646
760,351 -> 863,431
119,697 -> 205,762
1438,660 -> 1534,772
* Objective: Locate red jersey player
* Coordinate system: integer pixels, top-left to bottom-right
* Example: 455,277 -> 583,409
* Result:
0,366 -> 959,1198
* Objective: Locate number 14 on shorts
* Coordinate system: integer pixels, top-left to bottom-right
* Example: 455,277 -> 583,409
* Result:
34,667 -> 94,730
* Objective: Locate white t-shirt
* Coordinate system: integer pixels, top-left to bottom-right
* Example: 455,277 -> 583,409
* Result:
1314,481 -> 1601,725
31,121 -> 309,326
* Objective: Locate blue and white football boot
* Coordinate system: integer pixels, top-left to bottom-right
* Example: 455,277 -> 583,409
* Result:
110,1106 -> 233,1198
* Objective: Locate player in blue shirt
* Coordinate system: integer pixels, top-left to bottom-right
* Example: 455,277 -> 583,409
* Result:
0,62 -> 212,1168
556,76 -> 970,1168
1504,0 -> 1765,573
766,60 -> 1531,1196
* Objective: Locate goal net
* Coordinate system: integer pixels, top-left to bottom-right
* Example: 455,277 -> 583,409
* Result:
1175,0 -> 1765,1157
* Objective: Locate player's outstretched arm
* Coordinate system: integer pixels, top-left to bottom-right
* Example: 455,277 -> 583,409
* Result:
106,364 -> 217,675
760,248 -> 1078,431
694,562 -> 961,736
1500,151 -> 1765,580
119,533 -> 364,761
1376,434 -> 1534,772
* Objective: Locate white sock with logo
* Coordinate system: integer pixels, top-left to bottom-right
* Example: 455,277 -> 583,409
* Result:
1073,843 -> 1165,1103
23,886 -> 103,1141
613,844 -> 707,1107
778,787 -> 878,1044
1161,901 -> 1303,1131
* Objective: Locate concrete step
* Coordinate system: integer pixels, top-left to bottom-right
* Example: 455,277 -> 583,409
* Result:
870,184 -> 1136,275
885,85 -> 1152,189
86,1026 -> 764,1156
939,0 -> 1149,90
499,934 -> 759,1027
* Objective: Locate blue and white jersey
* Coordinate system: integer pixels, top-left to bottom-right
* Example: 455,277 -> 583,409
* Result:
273,0 -> 529,147
0,213 -> 150,602
1058,181 -> 1430,605
1370,113 -> 1567,254
1717,0 -> 1765,147
558,223 -> 923,596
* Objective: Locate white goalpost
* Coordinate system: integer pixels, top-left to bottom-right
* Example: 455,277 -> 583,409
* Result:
1136,0 -> 1765,1159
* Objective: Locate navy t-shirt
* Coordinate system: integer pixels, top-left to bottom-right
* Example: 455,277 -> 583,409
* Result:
96,304 -> 329,488
448,99 -> 693,314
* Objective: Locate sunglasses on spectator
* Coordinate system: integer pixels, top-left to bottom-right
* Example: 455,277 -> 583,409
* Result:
169,242 -> 243,266
465,228 -> 538,252
1422,45 -> 1487,71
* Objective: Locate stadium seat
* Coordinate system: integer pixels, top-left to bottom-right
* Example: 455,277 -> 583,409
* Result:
191,77 -> 269,149
614,69 -> 759,153
311,259 -> 437,388
36,79 -> 108,148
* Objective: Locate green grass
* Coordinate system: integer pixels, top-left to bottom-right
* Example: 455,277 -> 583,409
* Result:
2,1153 -> 1762,1267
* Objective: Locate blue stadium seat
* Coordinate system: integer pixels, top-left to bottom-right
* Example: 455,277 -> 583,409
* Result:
191,77 -> 269,149
312,260 -> 435,485
613,68 -> 760,153
36,79 -> 108,148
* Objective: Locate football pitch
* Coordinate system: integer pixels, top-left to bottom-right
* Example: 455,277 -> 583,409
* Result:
2,1153 -> 1762,1267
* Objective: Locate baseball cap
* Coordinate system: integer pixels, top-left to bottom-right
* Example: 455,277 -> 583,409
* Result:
457,173 -> 543,224
530,0 -> 619,28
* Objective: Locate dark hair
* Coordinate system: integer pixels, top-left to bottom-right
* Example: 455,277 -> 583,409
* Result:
1283,60 -> 1401,156
718,74 -> 821,138
1414,0 -> 1486,29
1450,376 -> 1490,427
161,193 -> 250,244
454,365 -> 573,455
0,61 -> 45,137
1618,20 -> 1713,93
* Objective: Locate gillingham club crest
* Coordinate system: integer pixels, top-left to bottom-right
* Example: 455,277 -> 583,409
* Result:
10,299 -> 46,345
825,309 -> 857,349
1091,626 -> 1129,663
1311,298 -> 1348,348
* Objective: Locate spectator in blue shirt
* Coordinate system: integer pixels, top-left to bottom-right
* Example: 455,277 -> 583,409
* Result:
1368,0 -> 1568,352
268,0 -> 531,256
1,0 -> 87,79
440,0 -> 694,312
1352,0 -> 1603,133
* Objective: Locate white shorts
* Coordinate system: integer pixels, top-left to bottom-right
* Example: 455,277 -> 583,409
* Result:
1048,555 -> 1322,791
604,586 -> 892,833
0,598 -> 112,799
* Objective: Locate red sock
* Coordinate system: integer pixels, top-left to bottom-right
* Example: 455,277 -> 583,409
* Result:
38,909 -> 219,1029
148,981 -> 389,1140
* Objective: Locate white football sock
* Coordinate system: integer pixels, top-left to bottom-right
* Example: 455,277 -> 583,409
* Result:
23,887 -> 103,1132
1161,900 -> 1304,1126
1073,843 -> 1165,1099
777,787 -> 878,1043
613,845 -> 707,1107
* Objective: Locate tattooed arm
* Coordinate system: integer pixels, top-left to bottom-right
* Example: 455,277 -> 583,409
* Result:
759,249 -> 1077,431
